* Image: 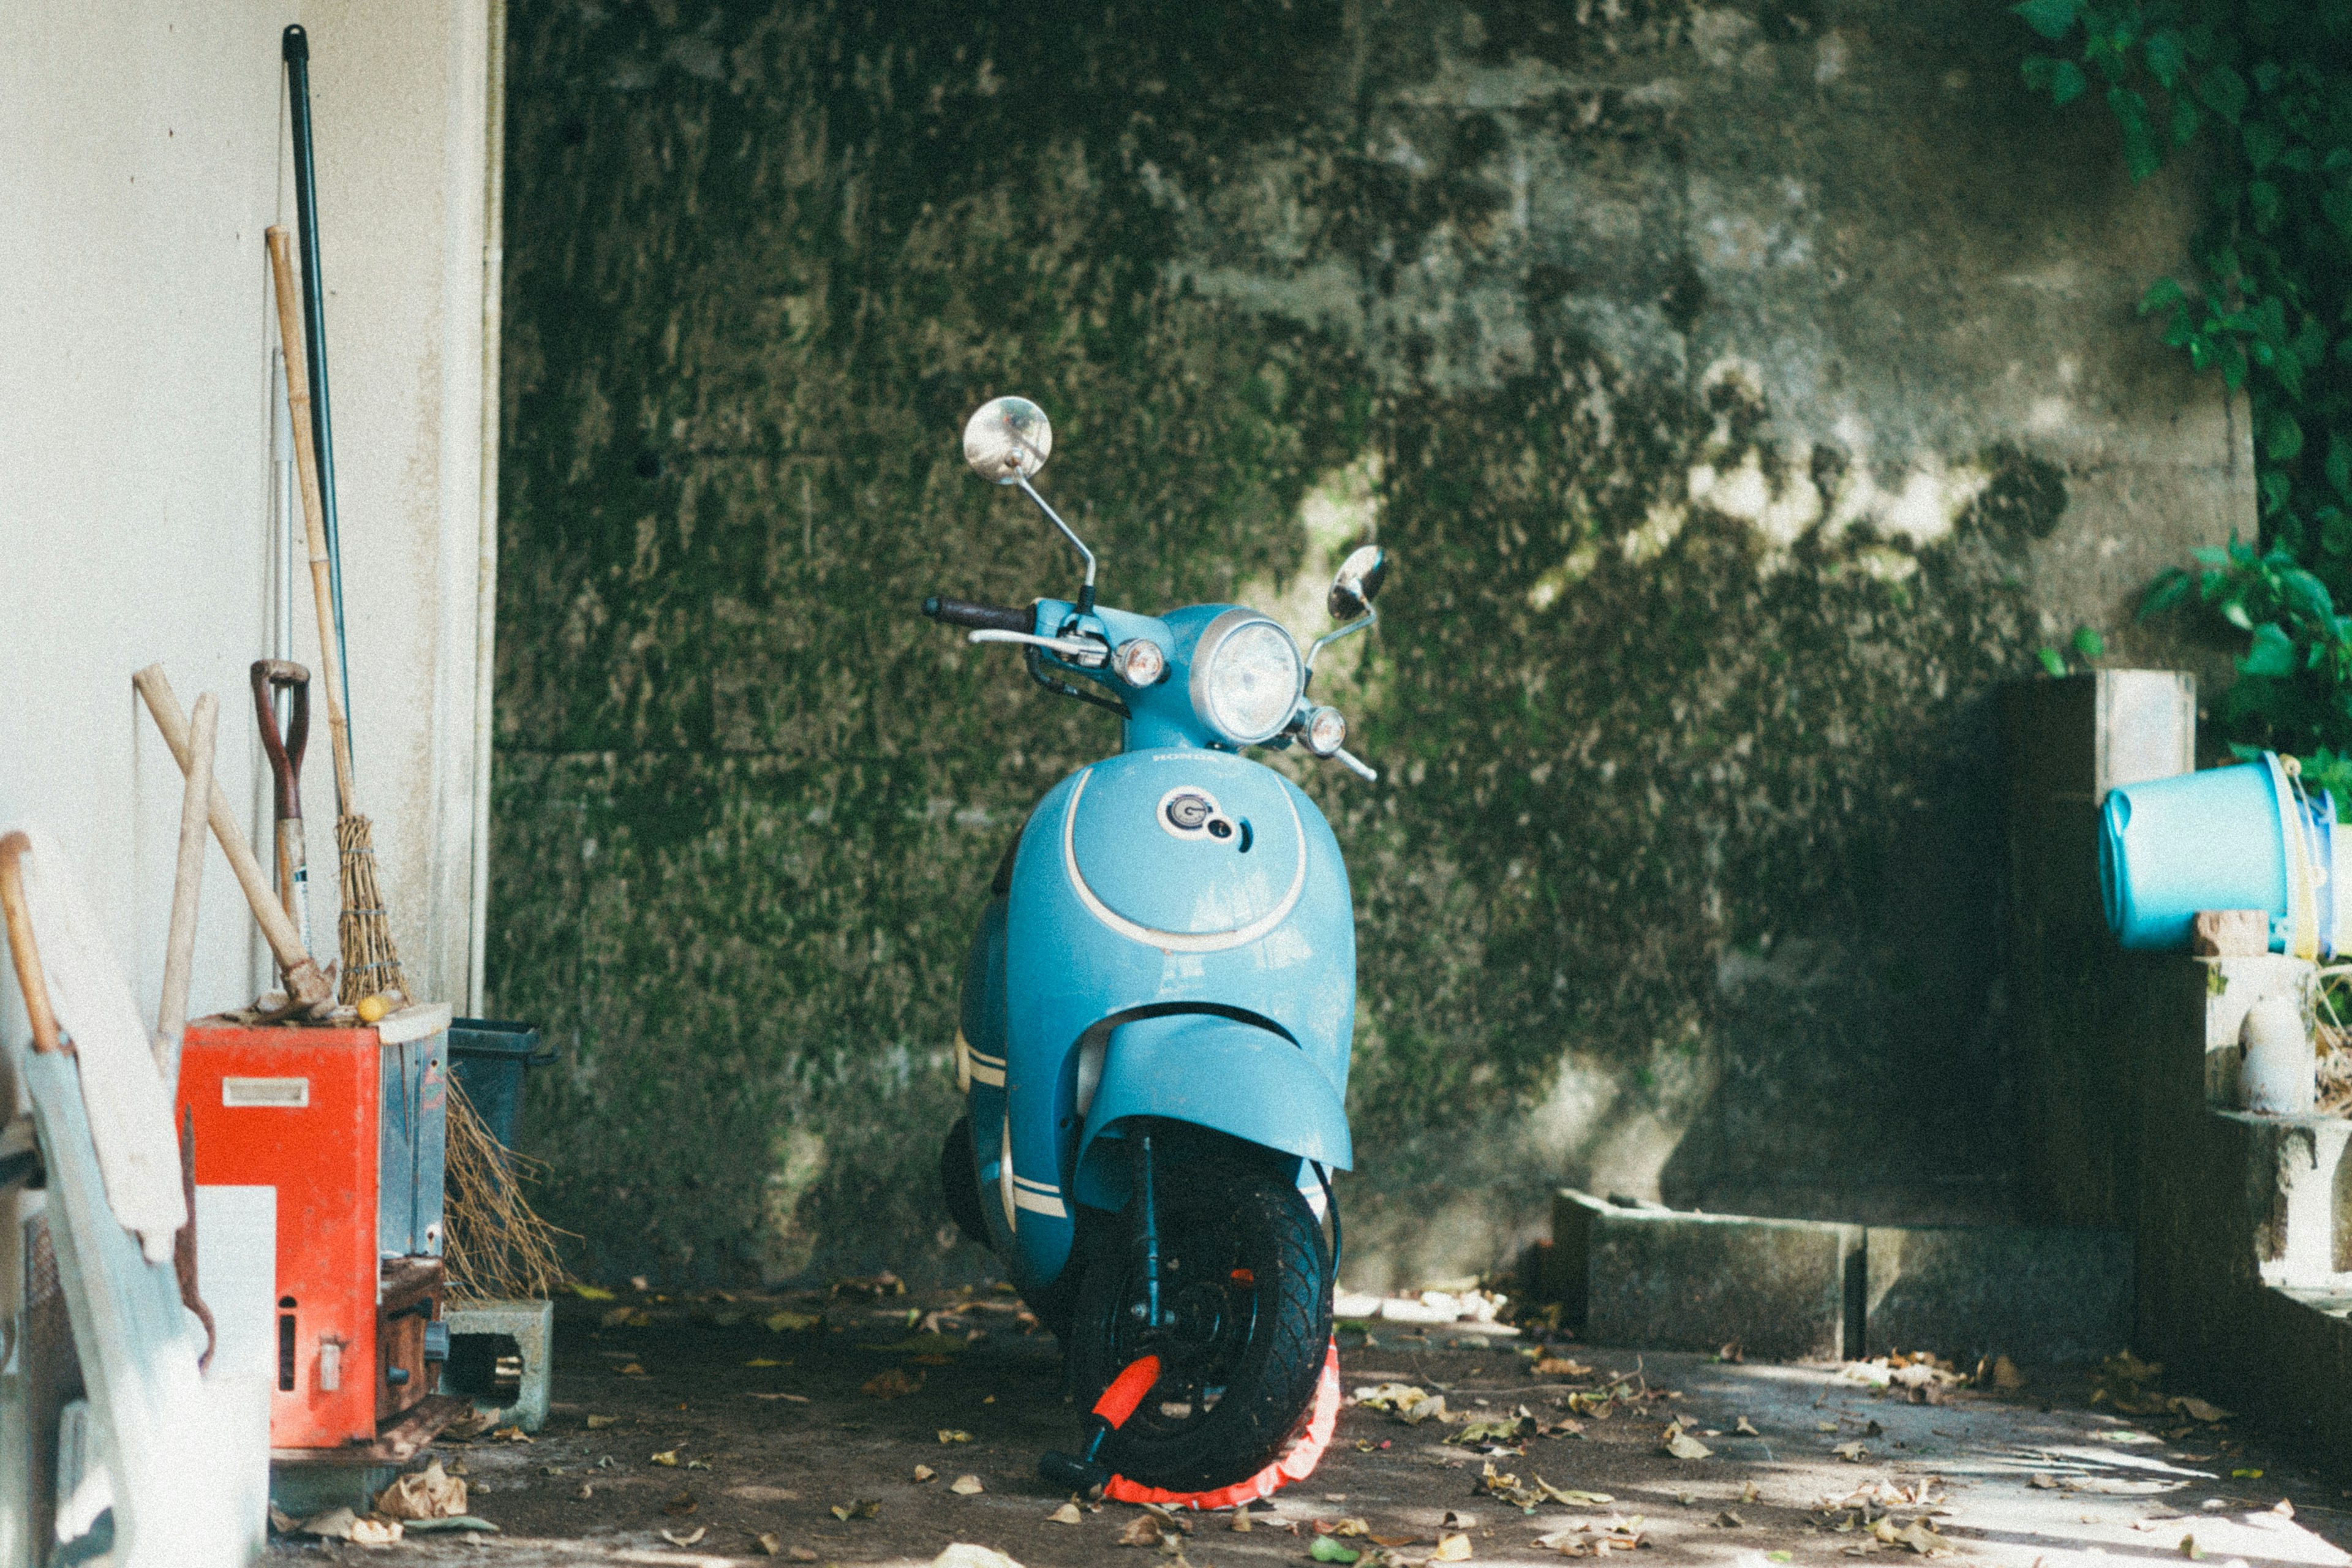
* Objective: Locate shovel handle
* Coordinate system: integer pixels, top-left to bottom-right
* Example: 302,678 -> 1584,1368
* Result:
250,660 -> 311,822
0,832 -> 62,1053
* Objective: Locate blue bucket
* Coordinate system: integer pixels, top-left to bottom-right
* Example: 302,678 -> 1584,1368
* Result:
2099,753 -> 2341,954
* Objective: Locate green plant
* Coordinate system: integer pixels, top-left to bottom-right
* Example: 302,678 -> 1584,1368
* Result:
2014,0 -> 2352,754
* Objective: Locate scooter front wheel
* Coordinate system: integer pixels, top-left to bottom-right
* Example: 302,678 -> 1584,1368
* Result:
1068,1168 -> 1331,1493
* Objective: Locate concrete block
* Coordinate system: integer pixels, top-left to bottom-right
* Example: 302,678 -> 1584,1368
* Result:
442,1298 -> 556,1433
1553,1191 -> 1858,1362
1864,1224 -> 2130,1365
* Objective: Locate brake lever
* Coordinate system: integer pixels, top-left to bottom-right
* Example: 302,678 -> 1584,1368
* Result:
968,628 -> 1109,667
1332,748 -> 1378,783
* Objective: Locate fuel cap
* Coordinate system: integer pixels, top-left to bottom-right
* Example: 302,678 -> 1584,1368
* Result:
1159,788 -> 1219,835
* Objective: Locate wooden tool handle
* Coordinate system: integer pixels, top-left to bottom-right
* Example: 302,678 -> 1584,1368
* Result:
0,832 -> 62,1053
266,226 -> 358,815
132,665 -> 312,973
249,658 -> 310,823
155,692 -> 217,1071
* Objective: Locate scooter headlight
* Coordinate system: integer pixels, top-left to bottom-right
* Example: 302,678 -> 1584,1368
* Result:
1190,610 -> 1304,746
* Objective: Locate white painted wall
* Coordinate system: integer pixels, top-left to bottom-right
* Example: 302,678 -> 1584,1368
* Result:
0,0 -> 500,1076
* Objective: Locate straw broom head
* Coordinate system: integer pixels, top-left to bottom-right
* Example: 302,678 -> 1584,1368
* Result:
336,813 -> 408,1005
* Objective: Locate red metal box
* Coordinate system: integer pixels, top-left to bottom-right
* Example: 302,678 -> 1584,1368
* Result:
179,1019 -> 383,1448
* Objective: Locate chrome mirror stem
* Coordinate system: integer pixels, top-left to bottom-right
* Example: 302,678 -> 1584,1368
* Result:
1014,473 -> 1098,614
1305,608 -> 1376,674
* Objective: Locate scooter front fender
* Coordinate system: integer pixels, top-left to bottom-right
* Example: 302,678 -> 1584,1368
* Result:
1076,1012 -> 1352,1205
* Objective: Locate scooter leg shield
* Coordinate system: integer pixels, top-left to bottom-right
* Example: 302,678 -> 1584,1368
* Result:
1076,1012 -> 1352,1185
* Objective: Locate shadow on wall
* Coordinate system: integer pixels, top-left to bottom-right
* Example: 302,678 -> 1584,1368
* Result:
489,0 -> 2225,1288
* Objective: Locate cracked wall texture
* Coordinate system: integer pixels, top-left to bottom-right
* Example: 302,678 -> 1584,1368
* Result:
493,0 -> 2250,1289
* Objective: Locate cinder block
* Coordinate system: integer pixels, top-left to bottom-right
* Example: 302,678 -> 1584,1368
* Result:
1864,1224 -> 2130,1365
442,1298 -> 556,1433
1553,1191 -> 1858,1361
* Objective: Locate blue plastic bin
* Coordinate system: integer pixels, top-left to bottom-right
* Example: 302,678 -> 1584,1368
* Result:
2099,754 -> 2339,953
448,1019 -> 551,1153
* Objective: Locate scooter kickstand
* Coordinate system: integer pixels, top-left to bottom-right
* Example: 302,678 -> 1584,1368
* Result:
1039,1352 -> 1163,1496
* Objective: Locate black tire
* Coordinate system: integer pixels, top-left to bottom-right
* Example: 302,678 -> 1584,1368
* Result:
1067,1167 -> 1331,1492
938,1117 -> 990,1249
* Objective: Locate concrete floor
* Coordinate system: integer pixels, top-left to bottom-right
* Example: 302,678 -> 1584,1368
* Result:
273,1289 -> 2352,1568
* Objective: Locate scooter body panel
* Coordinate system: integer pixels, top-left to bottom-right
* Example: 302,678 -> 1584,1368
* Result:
978,746 -> 1355,1289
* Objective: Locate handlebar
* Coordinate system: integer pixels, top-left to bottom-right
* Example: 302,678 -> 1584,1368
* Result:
923,595 -> 1033,633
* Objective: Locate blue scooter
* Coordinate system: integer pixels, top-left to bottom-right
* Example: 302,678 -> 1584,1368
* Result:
929,396 -> 1388,1494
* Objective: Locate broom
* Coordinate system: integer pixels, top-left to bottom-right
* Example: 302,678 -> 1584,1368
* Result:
267,227 -> 408,1007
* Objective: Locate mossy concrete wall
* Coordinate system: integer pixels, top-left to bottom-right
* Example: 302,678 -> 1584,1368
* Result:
492,0 -> 2250,1289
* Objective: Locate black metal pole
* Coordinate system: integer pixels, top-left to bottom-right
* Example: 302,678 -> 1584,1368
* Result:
282,24 -> 355,745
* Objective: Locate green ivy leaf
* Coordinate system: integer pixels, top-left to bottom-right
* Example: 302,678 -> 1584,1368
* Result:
2139,276 -> 2189,315
2052,57 -> 2088,104
2329,433 -> 2352,503
2141,567 -> 2195,617
2037,646 -> 2069,677
2248,179 -> 2283,232
2264,410 -> 2305,462
2171,94 -> 2202,145
2243,120 -> 2286,171
2013,0 -> 2084,40
2073,625 -> 2107,658
2259,471 -> 2292,515
2108,88 -> 2163,179
2196,64 -> 2248,124
2143,28 -> 2187,88
2241,622 -> 2298,677
2321,509 -> 2352,557
2282,568 -> 2337,624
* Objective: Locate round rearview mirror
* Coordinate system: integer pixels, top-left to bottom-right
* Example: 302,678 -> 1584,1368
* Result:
963,396 -> 1053,485
1327,544 -> 1389,621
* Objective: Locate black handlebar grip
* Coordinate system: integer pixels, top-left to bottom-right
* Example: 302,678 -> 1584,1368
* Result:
922,595 -> 1033,633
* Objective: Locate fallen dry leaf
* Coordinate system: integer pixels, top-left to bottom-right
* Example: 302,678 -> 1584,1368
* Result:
1833,1442 -> 1869,1462
745,1357 -> 784,1368
1434,1532 -> 1474,1561
752,1532 -> 782,1556
832,1499 -> 881,1521
1050,1502 -> 1084,1523
376,1458 -> 468,1521
1735,1417 -> 1760,1436
938,1429 -> 974,1444
1120,1515 -> 1167,1547
490,1424 -> 533,1442
951,1474 -> 984,1496
660,1526 -> 709,1547
2174,1397 -> 2233,1423
914,1464 -> 937,1482
930,1547 -> 1023,1568
865,1366 -> 925,1399
747,1391 -> 809,1402
1742,1481 -> 1761,1505
1992,1355 -> 2026,1390
1536,1358 -> 1593,1377
585,1414 -> 619,1429
651,1450 -> 679,1466
663,1490 -> 697,1517
766,1310 -> 821,1332
1661,1420 -> 1713,1460
617,1362 -> 647,1376
790,1549 -> 820,1563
